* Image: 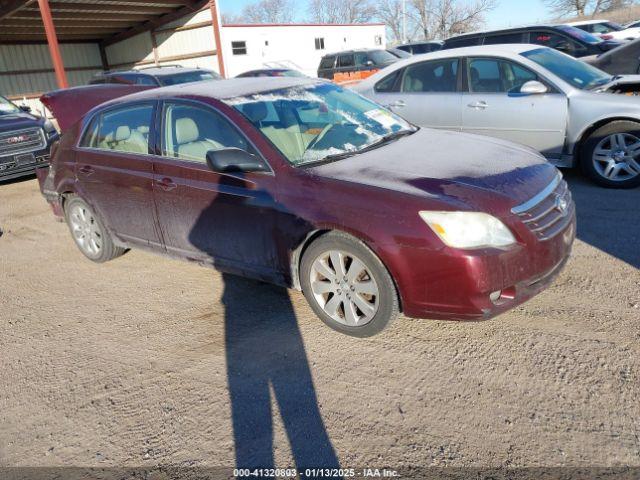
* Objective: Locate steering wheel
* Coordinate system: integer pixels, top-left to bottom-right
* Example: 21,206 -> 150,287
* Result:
305,123 -> 335,152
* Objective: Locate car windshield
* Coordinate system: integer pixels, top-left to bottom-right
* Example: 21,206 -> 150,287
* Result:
369,49 -> 398,64
0,96 -> 20,115
521,47 -> 612,89
159,70 -> 220,86
557,24 -> 603,44
226,82 -> 415,166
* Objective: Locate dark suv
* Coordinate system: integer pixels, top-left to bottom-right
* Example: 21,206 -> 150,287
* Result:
89,66 -> 220,87
0,95 -> 58,182
317,49 -> 398,83
442,25 -> 622,58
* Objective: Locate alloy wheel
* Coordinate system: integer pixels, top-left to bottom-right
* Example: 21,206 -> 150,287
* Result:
592,133 -> 640,182
309,250 -> 379,327
69,204 -> 102,257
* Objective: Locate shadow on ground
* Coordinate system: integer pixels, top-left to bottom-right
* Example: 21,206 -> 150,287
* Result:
564,170 -> 639,269
221,274 -> 341,471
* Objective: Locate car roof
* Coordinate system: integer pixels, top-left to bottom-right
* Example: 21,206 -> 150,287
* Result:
566,19 -> 610,26
397,43 -> 544,60
447,24 -> 564,40
114,77 -> 322,104
103,67 -> 210,77
321,48 -> 384,56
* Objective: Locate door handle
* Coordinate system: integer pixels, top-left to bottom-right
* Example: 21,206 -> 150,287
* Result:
157,177 -> 177,191
467,101 -> 488,109
78,165 -> 94,175
386,100 -> 406,108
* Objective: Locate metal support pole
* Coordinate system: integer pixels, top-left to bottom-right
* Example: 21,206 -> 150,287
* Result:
37,0 -> 68,89
209,0 -> 226,78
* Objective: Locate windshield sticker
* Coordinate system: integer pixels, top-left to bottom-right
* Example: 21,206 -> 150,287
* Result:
365,109 -> 398,129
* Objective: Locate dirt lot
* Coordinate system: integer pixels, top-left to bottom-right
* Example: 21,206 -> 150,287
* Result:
0,172 -> 639,477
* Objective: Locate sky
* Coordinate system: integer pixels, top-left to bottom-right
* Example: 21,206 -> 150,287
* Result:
219,0 -> 552,30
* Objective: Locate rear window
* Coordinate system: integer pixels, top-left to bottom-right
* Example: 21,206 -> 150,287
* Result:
556,25 -> 603,44
159,70 -> 220,86
319,56 -> 336,69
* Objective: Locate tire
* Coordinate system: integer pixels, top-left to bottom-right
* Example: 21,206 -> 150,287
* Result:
64,196 -> 126,263
300,231 -> 399,337
580,120 -> 640,188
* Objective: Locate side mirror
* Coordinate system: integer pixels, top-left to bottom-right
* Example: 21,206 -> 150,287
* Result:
19,105 -> 31,113
365,60 -> 374,67
205,148 -> 268,173
520,80 -> 548,95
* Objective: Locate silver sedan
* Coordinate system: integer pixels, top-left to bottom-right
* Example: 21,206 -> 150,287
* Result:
354,44 -> 640,188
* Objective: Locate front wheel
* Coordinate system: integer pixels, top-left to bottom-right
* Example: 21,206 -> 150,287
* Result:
581,121 -> 640,188
300,232 -> 399,337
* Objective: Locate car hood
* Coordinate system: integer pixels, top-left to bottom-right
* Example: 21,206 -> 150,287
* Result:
306,128 -> 557,209
0,111 -> 44,132
592,74 -> 640,91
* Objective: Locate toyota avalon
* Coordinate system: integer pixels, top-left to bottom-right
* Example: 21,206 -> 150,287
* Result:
38,78 -> 575,337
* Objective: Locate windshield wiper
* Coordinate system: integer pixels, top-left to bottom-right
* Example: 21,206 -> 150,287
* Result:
298,128 -> 418,167
357,128 -> 418,153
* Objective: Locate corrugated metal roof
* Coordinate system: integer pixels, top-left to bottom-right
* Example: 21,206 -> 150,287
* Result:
0,0 -> 208,43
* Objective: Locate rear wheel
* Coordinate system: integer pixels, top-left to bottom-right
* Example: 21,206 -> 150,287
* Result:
64,196 -> 125,263
300,232 -> 399,337
581,121 -> 640,188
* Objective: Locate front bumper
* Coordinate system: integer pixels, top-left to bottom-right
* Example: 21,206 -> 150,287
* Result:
392,213 -> 576,321
0,146 -> 52,182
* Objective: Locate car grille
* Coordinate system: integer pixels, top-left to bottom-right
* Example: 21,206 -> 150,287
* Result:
512,174 -> 574,241
0,127 -> 46,157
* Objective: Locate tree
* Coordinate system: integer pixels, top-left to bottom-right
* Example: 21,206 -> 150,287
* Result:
407,0 -> 497,40
231,0 -> 295,24
376,0 -> 407,42
544,0 -> 589,16
308,0 -> 377,23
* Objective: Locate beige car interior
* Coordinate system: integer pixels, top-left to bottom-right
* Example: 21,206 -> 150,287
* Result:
99,125 -> 148,154
241,102 -> 318,161
164,107 -> 226,163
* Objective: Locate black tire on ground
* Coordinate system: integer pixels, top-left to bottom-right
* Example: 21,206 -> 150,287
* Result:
300,231 -> 399,337
64,196 -> 126,263
580,120 -> 640,189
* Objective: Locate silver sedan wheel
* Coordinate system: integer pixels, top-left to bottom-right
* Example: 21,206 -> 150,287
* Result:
309,250 -> 379,327
592,133 -> 640,182
69,203 -> 102,257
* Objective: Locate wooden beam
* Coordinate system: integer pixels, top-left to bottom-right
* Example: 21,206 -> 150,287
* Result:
102,0 -> 208,47
0,0 -> 33,20
1,26 -> 124,33
0,65 -> 102,76
2,20 -> 137,29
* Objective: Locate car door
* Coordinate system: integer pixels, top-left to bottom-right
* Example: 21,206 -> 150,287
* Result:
461,57 -> 568,158
374,58 -> 463,131
76,102 -> 162,248
151,100 -> 279,276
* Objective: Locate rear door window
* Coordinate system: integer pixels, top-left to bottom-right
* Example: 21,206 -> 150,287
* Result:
82,103 -> 154,154
402,59 -> 459,93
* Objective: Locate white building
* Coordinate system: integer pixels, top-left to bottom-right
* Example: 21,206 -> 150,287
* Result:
220,23 -> 387,77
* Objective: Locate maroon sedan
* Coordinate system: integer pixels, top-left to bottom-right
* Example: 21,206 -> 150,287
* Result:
38,78 -> 575,337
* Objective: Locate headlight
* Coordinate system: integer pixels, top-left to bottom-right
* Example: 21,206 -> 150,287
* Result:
419,211 -> 516,249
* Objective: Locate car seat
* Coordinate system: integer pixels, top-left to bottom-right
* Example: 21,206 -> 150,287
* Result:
175,117 -> 222,162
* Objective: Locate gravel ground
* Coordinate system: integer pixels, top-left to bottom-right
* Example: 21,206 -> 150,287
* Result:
0,172 -> 639,478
